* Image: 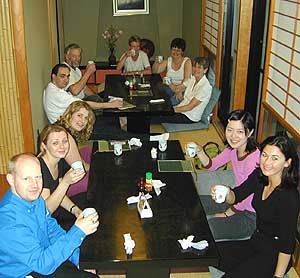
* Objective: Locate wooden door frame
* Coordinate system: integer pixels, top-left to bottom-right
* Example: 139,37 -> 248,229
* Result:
10,0 -> 34,152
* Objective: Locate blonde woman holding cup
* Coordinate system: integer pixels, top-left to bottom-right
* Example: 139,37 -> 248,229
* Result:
38,124 -> 85,219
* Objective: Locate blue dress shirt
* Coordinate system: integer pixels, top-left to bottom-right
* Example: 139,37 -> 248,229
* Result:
0,189 -> 86,278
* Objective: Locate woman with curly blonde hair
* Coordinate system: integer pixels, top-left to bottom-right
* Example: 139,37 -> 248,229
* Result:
57,101 -> 95,144
56,101 -> 95,196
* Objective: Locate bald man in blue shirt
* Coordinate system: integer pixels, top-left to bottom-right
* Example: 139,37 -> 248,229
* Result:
0,153 -> 99,278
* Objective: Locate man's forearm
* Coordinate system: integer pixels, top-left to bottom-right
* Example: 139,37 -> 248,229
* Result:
68,72 -> 91,95
85,101 -> 112,110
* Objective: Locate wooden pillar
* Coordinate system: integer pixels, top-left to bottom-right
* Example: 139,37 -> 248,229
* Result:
232,0 -> 253,109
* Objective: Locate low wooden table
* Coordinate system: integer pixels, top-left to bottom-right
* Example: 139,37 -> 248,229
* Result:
80,140 -> 219,278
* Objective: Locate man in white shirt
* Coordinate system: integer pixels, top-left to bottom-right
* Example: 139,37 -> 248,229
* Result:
43,64 -> 122,123
117,35 -> 152,75
64,43 -> 99,100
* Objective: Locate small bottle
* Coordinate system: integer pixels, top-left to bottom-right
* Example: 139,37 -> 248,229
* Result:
129,79 -> 134,90
145,172 -> 153,192
141,73 -> 145,84
137,177 -> 145,193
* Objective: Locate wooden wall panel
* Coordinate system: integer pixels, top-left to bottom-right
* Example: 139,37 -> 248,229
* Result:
0,0 -> 34,174
0,0 -> 24,173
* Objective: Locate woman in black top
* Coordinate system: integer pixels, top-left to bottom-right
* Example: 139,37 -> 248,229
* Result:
212,135 -> 300,278
39,124 -> 85,216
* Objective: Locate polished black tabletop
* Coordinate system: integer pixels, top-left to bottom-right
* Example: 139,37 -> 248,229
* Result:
80,140 -> 219,277
102,73 -> 174,117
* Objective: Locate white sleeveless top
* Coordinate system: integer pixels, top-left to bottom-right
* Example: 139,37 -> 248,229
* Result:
166,57 -> 189,85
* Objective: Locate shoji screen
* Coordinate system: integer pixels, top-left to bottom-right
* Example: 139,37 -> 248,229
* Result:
261,0 -> 300,138
203,0 -> 220,56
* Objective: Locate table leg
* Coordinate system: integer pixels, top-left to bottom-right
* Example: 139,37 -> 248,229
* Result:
127,116 -> 150,134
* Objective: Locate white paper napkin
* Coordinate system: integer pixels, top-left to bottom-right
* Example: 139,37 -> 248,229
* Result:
127,193 -> 152,204
152,179 -> 166,196
129,138 -> 142,147
108,96 -> 123,102
178,235 -> 209,250
123,233 -> 135,255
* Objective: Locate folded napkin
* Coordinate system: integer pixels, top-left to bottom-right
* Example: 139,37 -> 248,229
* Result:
123,233 -> 135,255
152,179 -> 166,196
129,138 -> 142,147
108,96 -> 123,101
127,193 -> 152,204
178,235 -> 209,250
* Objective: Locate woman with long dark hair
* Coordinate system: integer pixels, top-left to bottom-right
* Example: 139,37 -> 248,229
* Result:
213,135 -> 300,277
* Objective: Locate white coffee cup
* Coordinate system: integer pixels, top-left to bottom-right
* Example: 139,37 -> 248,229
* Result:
87,60 -> 95,65
151,147 -> 157,159
114,143 -> 122,156
82,207 -> 96,218
131,49 -> 136,56
214,185 -> 229,203
163,76 -> 171,85
71,160 -> 84,170
186,142 -> 198,158
158,55 -> 163,63
158,140 -> 167,152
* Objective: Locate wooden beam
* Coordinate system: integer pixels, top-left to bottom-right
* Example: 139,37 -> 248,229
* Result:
232,0 -> 253,110
10,0 -> 34,152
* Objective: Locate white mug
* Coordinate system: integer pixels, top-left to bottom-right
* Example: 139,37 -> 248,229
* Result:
158,140 -> 167,152
151,147 -> 157,159
114,143 -> 122,156
157,55 -> 163,63
71,160 -> 84,170
87,60 -> 94,65
214,185 -> 229,203
82,207 -> 96,218
131,49 -> 136,56
163,76 -> 171,85
186,142 -> 198,158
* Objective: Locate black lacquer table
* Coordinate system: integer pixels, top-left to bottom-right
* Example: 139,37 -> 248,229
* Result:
101,74 -> 174,133
79,140 -> 219,278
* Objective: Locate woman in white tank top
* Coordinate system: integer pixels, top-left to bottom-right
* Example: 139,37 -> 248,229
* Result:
152,38 -> 192,106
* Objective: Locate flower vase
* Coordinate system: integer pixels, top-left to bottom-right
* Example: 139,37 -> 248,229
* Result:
108,47 -> 117,66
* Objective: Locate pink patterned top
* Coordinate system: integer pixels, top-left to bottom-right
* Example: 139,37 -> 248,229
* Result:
206,147 -> 260,212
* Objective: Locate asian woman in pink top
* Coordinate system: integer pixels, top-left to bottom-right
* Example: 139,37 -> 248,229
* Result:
195,110 -> 260,241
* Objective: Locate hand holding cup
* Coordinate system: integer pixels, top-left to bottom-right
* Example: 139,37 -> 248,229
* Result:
211,185 -> 230,203
75,208 -> 99,235
185,142 -> 198,158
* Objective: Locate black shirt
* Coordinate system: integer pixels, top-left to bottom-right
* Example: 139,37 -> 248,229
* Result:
234,168 -> 300,254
